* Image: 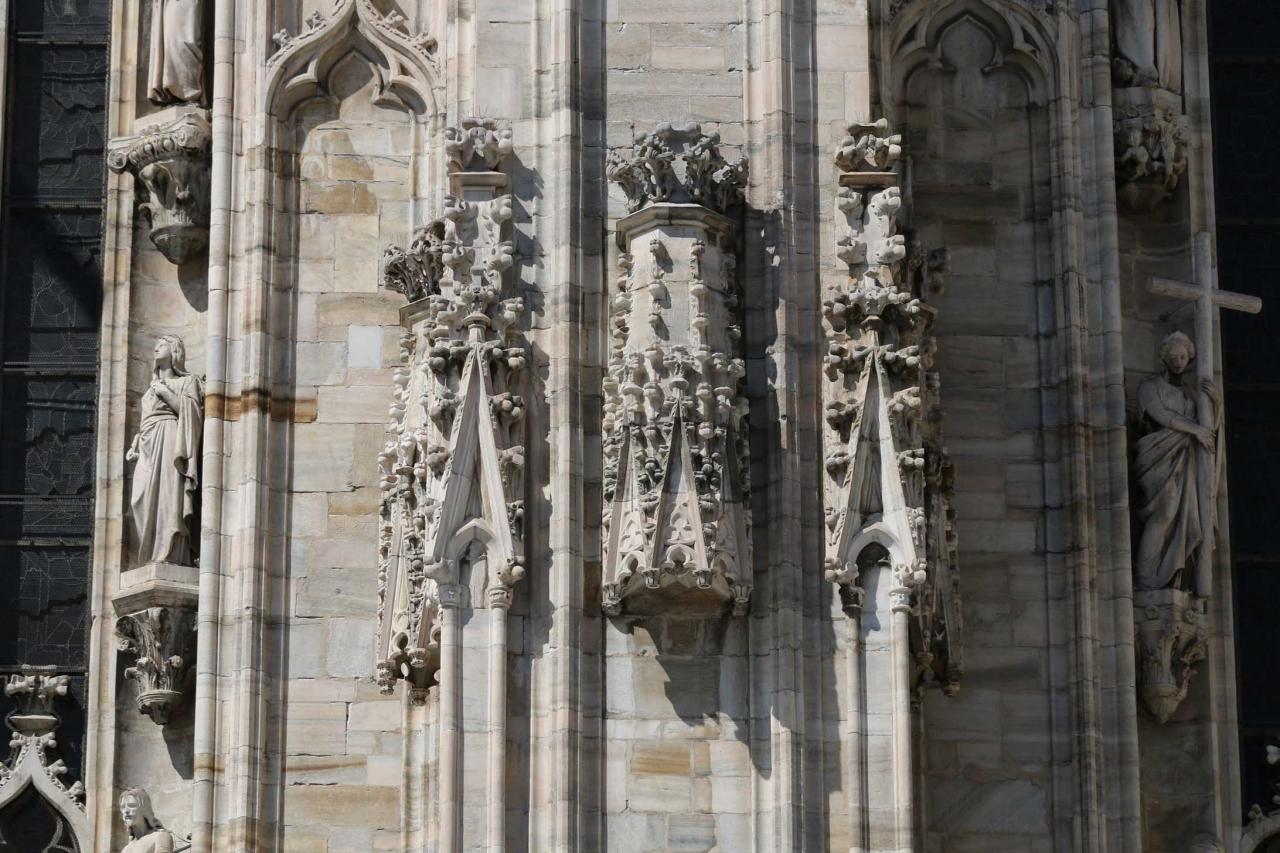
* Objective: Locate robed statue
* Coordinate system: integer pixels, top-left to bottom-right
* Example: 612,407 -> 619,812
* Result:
128,334 -> 204,567
119,788 -> 181,853
1133,331 -> 1221,593
148,0 -> 206,106
1112,0 -> 1183,91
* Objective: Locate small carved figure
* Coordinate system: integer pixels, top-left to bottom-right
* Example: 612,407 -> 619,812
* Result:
120,787 -> 180,853
128,335 -> 205,567
1117,124 -> 1151,180
148,0 -> 207,106
1112,0 -> 1182,91
1133,331 -> 1221,592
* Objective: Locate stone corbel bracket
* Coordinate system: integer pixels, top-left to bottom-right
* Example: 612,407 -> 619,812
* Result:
108,112 -> 212,265
376,121 -> 526,694
111,562 -> 200,726
0,667 -> 90,849
824,119 -> 963,694
1113,87 -> 1189,212
1134,588 -> 1207,723
602,125 -> 752,619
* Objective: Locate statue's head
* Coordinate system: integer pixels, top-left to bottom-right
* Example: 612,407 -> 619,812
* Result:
119,787 -> 162,839
153,333 -> 188,376
1158,330 -> 1195,376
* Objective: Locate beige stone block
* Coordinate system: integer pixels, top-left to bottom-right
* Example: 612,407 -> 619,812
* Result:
349,700 -> 401,732
366,755 -> 401,787
285,785 -> 401,829
627,770 -> 691,813
317,384 -> 393,423
630,741 -> 690,775
286,678 -> 358,703
296,565 -> 378,618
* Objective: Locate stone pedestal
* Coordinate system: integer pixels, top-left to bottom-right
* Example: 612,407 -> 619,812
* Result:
1113,87 -> 1189,212
112,562 -> 199,726
1135,587 -> 1207,724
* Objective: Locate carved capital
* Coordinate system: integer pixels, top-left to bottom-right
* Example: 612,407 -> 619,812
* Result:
108,113 -> 212,264
1134,589 -> 1207,724
607,124 -> 748,214
1113,87 -> 1189,212
111,563 -> 199,726
115,607 -> 197,726
445,118 -> 514,173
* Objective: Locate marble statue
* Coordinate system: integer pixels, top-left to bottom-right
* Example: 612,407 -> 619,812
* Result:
1112,0 -> 1183,91
127,334 -> 204,567
1133,331 -> 1221,592
148,0 -> 206,106
120,787 -> 179,853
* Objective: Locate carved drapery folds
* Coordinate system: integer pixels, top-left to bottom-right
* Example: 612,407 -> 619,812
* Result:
375,122 -> 525,694
0,668 -> 90,850
108,113 -> 212,264
602,124 -> 752,618
1131,329 -> 1222,722
823,119 -> 962,693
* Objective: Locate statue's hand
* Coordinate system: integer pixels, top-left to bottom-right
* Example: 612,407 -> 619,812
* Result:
1194,426 -> 1215,451
1200,378 -> 1222,406
126,447 -> 138,463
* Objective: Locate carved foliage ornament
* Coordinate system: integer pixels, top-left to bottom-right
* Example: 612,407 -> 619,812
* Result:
602,124 -> 752,618
116,607 -> 197,726
823,120 -> 962,694
270,0 -> 438,62
606,123 -> 748,215
108,113 -> 212,265
376,123 -> 525,694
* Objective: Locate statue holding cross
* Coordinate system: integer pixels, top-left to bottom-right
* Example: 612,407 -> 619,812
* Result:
1135,269 -> 1262,598
1130,255 -> 1260,723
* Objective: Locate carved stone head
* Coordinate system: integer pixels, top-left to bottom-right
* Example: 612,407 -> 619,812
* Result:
153,334 -> 189,377
119,787 -> 163,840
1158,330 -> 1195,377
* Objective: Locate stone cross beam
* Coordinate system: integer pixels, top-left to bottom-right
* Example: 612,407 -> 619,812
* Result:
1147,271 -> 1261,596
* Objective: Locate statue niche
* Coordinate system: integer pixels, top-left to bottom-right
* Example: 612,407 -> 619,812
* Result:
128,334 -> 204,569
1131,330 -> 1220,723
148,0 -> 207,107
1134,330 -> 1221,595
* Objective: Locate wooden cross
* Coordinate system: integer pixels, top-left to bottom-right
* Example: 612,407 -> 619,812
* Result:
1148,260 -> 1262,597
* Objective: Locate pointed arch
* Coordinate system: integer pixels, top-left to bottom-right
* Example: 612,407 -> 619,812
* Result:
0,743 -> 90,852
888,0 -> 1057,103
265,0 -> 442,117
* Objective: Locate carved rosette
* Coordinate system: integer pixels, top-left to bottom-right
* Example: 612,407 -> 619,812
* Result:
824,120 -> 962,694
115,608 -> 197,725
0,667 -> 89,847
1113,87 -> 1189,212
108,113 -> 212,264
602,125 -> 752,618
1134,588 -> 1207,724
375,123 -> 525,694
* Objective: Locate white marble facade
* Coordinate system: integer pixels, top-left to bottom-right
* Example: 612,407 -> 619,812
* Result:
21,0 -> 1256,851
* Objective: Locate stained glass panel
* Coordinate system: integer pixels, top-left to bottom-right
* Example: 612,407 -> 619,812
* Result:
0,0 -> 108,791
